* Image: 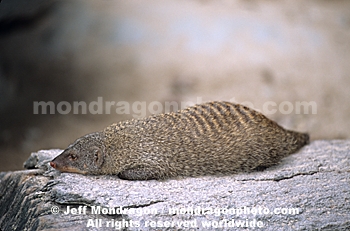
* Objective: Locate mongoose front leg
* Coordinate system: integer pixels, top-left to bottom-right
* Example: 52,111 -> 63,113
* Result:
118,167 -> 164,180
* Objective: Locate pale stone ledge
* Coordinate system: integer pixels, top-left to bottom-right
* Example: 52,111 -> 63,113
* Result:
0,140 -> 349,230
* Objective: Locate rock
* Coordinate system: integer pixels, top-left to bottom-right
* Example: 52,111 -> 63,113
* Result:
0,140 -> 349,230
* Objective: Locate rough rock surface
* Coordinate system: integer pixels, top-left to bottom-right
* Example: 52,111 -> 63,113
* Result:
0,140 -> 349,231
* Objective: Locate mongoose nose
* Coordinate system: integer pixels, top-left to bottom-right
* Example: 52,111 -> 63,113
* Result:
50,161 -> 56,168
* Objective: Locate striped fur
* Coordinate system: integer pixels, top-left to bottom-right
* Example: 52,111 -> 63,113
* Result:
51,101 -> 309,180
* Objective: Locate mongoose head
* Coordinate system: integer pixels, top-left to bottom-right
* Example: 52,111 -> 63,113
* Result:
50,132 -> 106,175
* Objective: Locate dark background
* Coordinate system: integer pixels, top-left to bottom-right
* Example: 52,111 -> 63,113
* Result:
1,0 -> 349,171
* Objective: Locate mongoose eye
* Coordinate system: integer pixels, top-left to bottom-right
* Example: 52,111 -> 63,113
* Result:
69,154 -> 78,161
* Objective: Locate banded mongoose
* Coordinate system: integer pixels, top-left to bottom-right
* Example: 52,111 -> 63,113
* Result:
50,101 -> 309,180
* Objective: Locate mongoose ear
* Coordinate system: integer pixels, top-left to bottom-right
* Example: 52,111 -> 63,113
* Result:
93,147 -> 105,168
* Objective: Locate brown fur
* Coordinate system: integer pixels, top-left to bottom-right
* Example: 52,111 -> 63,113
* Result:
50,101 -> 309,180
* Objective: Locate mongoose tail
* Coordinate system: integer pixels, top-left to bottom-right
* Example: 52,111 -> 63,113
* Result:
295,131 -> 310,147
285,130 -> 310,155
50,101 -> 310,180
